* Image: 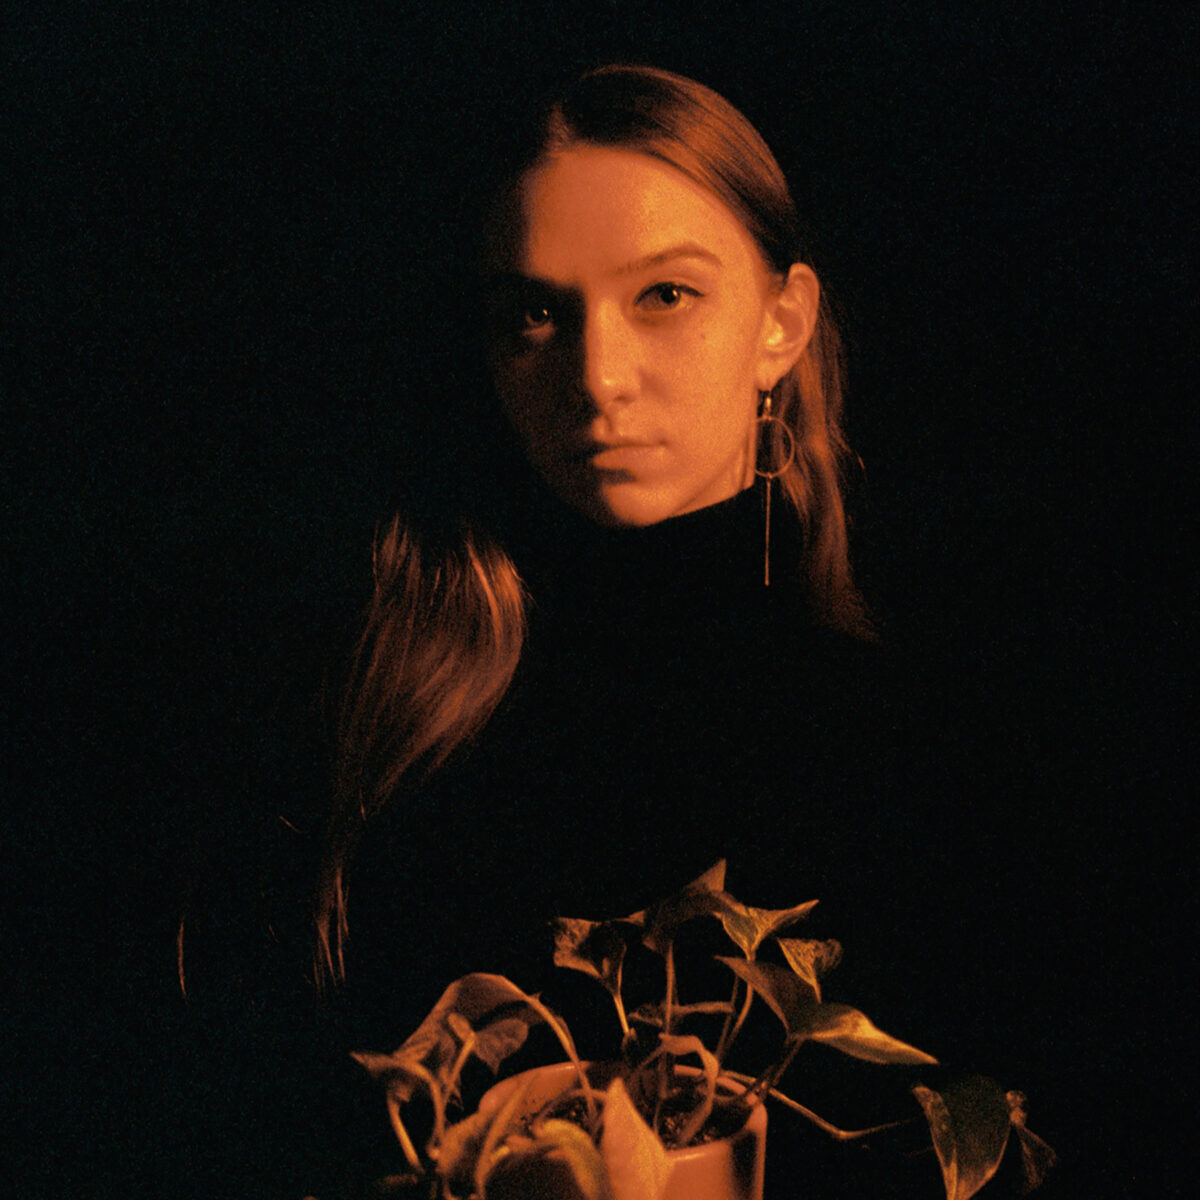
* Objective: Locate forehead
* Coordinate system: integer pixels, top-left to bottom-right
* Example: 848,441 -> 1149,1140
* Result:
494,145 -> 768,281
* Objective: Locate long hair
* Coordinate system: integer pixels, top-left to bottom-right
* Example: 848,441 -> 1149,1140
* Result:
315,64 -> 869,986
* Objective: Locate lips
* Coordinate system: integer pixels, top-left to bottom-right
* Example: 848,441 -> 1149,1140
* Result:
582,439 -> 664,471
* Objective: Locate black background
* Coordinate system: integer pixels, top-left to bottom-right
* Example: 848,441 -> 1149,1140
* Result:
6,3 -> 1194,1198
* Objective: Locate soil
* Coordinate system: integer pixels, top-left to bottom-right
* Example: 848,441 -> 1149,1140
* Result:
535,1084 -> 753,1149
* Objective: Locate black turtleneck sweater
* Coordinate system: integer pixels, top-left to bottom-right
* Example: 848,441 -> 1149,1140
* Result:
314,485 -> 975,1195
346,485 -> 893,1018
171,484 -> 1029,1200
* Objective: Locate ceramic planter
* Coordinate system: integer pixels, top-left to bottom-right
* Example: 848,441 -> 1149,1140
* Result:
477,1062 -> 767,1200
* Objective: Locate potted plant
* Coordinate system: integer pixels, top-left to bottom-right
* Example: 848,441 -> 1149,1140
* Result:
353,862 -> 1055,1200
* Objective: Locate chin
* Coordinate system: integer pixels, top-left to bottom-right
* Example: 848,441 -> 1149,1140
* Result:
577,481 -> 684,528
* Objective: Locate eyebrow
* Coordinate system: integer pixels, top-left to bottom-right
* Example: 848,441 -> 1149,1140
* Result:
613,243 -> 724,276
485,242 -> 724,289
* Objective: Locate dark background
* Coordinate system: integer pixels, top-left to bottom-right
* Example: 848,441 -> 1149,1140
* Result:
6,2 -> 1194,1198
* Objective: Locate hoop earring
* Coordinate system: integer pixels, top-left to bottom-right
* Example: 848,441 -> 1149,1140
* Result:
754,393 -> 795,587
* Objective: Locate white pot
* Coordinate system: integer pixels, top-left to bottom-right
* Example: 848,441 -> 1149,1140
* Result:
477,1062 -> 766,1200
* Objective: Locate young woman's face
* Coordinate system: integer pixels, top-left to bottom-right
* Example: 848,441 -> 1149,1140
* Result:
486,146 -> 792,526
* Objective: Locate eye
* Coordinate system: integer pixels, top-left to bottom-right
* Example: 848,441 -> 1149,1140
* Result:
497,299 -> 557,349
485,279 -> 565,350
636,282 -> 701,312
521,303 -> 555,331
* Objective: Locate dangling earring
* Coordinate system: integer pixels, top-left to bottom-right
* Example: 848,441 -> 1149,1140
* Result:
755,392 -> 796,586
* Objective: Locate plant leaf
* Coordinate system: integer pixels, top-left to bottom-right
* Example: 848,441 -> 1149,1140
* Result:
472,1015 -> 542,1075
805,1003 -> 937,1065
353,974 -> 547,1104
352,1051 -> 444,1141
776,937 -> 843,1001
628,1000 -> 733,1028
719,898 -> 819,960
350,1049 -> 427,1104
436,974 -> 550,1074
717,957 -> 819,1035
599,1077 -> 672,1200
716,960 -> 935,1067
912,1076 -> 1013,1200
475,1072 -> 540,1198
553,918 -> 628,998
435,1106 -> 497,1195
538,1120 -> 615,1200
446,1011 -> 474,1042
629,861 -> 729,955
482,1119 -> 613,1200
1006,1091 -> 1058,1192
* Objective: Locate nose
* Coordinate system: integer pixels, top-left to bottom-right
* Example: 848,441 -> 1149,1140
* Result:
578,300 -> 637,414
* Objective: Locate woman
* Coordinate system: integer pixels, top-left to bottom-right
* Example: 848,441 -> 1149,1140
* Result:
314,66 -> 889,1012
165,65 -> 1056,1200
285,68 -> 968,1200
167,67 -> 1041,1200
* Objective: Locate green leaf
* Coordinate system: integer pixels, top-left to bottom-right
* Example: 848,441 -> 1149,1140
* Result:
353,974 -> 546,1103
435,1106 -> 497,1195
475,1075 -> 615,1200
438,975 -> 549,1074
719,898 -> 819,960
912,1076 -> 1013,1200
776,937 -> 843,1001
350,1049 -> 427,1105
539,1120 -> 615,1200
553,918 -> 628,998
628,1000 -> 733,1029
483,1146 -> 599,1200
628,861 -> 728,955
1006,1091 -> 1058,1192
475,1072 -> 541,1198
472,1015 -> 542,1075
717,957 -> 819,1035
599,1077 -> 672,1200
806,1004 -> 937,1066
717,960 -> 935,1066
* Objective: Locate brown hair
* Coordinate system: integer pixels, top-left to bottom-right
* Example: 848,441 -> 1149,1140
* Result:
315,64 -> 869,986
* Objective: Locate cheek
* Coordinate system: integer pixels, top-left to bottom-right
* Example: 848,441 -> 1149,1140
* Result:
682,398 -> 756,469
493,358 -> 579,474
675,303 -> 761,379
666,320 -> 760,424
493,357 -> 553,427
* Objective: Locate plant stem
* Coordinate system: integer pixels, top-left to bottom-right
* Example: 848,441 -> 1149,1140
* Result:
612,988 -> 630,1038
714,977 -> 740,1062
438,1033 -> 477,1146
520,990 -> 599,1129
767,1090 -> 911,1141
664,945 -> 676,1036
720,1069 -> 914,1142
653,1057 -> 667,1138
724,982 -> 755,1063
757,1033 -> 805,1099
386,1094 -> 423,1172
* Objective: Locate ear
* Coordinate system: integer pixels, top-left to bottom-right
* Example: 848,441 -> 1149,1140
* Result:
754,263 -> 820,392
